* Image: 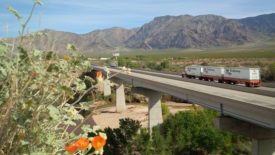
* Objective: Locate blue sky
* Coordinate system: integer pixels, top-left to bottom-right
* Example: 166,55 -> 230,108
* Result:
0,0 -> 274,37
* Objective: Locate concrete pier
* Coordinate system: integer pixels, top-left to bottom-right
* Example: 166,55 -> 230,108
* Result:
252,139 -> 275,155
215,116 -> 275,155
104,79 -> 111,97
116,82 -> 127,112
147,90 -> 163,132
132,87 -> 163,132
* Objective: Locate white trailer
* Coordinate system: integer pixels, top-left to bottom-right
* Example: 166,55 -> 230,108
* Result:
201,66 -> 224,81
183,65 -> 203,78
223,67 -> 261,86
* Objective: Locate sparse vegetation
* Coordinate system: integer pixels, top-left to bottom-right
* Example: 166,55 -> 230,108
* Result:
102,49 -> 275,81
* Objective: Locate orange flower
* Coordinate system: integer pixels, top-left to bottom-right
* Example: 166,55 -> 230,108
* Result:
92,135 -> 106,150
75,137 -> 90,150
65,143 -> 78,154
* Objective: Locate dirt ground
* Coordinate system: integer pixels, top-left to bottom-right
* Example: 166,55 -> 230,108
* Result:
91,101 -> 197,129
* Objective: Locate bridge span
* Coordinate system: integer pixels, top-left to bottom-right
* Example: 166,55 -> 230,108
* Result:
93,66 -> 275,155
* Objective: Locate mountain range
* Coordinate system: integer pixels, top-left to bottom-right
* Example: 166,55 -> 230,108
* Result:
4,13 -> 275,53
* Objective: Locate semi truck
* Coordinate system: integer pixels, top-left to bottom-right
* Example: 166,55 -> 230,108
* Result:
182,65 -> 261,87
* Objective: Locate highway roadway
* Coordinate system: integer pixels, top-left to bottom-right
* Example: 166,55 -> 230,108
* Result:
131,69 -> 275,97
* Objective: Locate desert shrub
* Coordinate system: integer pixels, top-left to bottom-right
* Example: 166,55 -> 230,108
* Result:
266,62 -> 275,81
162,110 -> 228,154
160,61 -> 170,69
134,128 -> 152,155
103,110 -> 250,155
200,62 -> 208,66
104,118 -> 142,155
146,62 -> 158,70
118,57 -> 127,67
159,110 -> 251,155
146,61 -> 169,71
161,103 -> 170,117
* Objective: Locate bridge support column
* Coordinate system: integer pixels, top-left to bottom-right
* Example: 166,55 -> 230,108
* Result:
148,90 -> 163,132
132,87 -> 163,132
104,79 -> 111,97
215,116 -> 275,155
252,139 -> 275,155
96,80 -> 104,93
116,82 -> 126,112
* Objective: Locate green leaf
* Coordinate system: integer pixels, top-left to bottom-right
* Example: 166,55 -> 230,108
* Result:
33,49 -> 42,58
0,43 -> 7,55
80,102 -> 90,111
64,120 -> 76,126
20,140 -> 29,145
7,6 -> 22,21
0,66 -> 7,77
30,152 -> 48,155
75,78 -> 86,91
47,105 -> 61,120
81,124 -> 94,133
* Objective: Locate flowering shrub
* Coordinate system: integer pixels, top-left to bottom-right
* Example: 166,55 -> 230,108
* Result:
0,1 -> 107,154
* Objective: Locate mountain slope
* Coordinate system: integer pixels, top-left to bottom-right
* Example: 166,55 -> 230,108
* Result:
239,13 -> 275,35
4,13 -> 275,53
80,27 -> 137,50
30,29 -> 81,52
22,27 -> 137,52
125,15 -> 251,49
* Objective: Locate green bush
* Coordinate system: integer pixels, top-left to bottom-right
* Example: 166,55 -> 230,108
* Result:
161,103 -> 170,117
266,62 -> 275,81
160,61 -> 170,69
104,118 -> 142,155
159,110 -> 250,155
103,110 -> 251,155
118,57 -> 126,67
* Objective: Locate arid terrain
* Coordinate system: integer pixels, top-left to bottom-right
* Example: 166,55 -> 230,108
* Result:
79,101 -> 197,129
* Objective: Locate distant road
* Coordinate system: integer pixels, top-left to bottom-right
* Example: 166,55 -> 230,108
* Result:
131,69 -> 275,97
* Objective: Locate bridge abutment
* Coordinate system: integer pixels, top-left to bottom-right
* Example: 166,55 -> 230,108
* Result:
215,116 -> 275,155
116,82 -> 127,112
132,87 -> 163,132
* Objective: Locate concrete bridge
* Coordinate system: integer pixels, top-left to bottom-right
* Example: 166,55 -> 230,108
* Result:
93,66 -> 275,155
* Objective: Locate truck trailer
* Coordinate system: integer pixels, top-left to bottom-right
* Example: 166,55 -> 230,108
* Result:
182,65 -> 261,87
223,67 -> 261,87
